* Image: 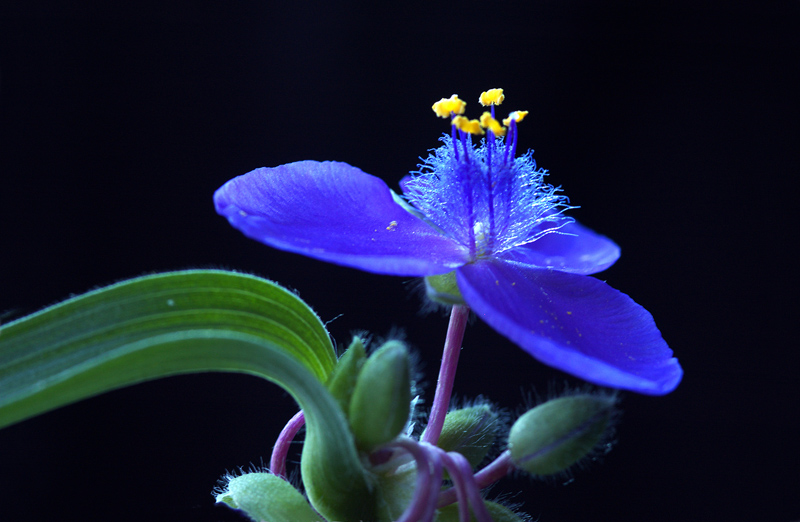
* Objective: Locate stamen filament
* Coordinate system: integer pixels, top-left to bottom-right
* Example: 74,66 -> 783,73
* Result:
504,119 -> 518,164
459,131 -> 478,257
459,130 -> 471,164
486,130 -> 496,251
450,118 -> 460,162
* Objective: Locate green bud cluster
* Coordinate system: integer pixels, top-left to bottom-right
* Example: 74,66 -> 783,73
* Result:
328,337 -> 413,452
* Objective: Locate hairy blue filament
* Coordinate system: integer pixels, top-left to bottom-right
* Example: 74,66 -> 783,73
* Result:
457,131 -> 477,259
485,129 -> 496,253
450,119 -> 460,162
405,129 -> 574,262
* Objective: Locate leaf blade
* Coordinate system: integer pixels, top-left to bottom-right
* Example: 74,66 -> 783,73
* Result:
0,269 -> 337,427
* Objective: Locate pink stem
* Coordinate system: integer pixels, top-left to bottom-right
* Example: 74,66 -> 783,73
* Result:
269,410 -> 305,478
437,450 -> 514,507
422,304 -> 470,445
392,439 -> 441,522
448,452 -> 493,522
439,452 -> 471,522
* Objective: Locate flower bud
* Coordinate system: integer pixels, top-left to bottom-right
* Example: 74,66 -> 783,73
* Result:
348,340 -> 411,452
426,404 -> 500,468
325,336 -> 366,413
215,472 -> 324,522
508,393 -> 617,476
424,271 -> 465,305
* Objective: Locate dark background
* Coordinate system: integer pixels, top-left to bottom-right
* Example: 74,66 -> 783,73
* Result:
1,1 -> 797,521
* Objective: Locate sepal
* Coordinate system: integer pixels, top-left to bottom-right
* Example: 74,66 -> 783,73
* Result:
424,271 -> 465,305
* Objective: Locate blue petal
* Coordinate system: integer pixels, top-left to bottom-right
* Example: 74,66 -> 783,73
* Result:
215,161 -> 469,276
456,260 -> 682,395
498,221 -> 620,275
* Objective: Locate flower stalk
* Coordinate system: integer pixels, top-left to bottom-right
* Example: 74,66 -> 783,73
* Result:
422,304 -> 470,446
270,410 -> 305,478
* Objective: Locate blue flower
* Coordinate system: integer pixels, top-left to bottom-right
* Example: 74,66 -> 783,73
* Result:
214,90 -> 682,395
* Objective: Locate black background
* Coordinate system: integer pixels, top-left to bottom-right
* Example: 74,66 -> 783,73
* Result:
1,1 -> 798,521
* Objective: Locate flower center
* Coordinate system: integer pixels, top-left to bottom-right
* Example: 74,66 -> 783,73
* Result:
404,89 -> 574,262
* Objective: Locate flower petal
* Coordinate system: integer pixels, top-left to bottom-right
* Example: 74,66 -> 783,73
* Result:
500,221 -> 620,274
215,161 -> 469,275
456,260 -> 682,395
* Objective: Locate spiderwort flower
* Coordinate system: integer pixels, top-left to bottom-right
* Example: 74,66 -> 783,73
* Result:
214,89 -> 682,395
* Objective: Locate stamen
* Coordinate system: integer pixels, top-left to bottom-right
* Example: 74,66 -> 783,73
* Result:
458,128 -> 472,164
479,112 -> 506,137
433,94 -> 466,118
502,112 -> 526,163
503,119 -> 518,164
456,129 -> 477,258
485,128 -> 496,250
479,88 -> 505,107
413,90 -> 565,257
450,120 -> 460,162
508,119 -> 519,160
452,115 -> 484,135
501,110 -> 528,126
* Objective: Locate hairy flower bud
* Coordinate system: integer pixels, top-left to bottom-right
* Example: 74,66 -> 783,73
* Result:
215,472 -> 324,522
348,340 -> 412,452
325,336 -> 366,413
427,404 -> 500,468
508,393 -> 618,476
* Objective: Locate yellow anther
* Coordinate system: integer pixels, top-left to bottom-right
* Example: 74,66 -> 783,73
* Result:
479,112 -> 506,136
502,110 -> 529,126
452,115 -> 485,135
479,88 -> 505,106
432,94 -> 467,118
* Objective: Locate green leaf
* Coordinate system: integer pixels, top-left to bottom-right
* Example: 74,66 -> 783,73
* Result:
0,269 -> 336,428
0,269 -> 375,520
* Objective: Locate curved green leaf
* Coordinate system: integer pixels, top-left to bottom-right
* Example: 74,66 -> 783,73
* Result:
0,270 -> 374,519
0,269 -> 336,428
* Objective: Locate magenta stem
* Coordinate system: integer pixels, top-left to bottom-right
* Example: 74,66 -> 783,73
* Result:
422,304 -> 470,445
437,450 -> 514,507
269,410 -> 305,478
392,439 -> 442,522
445,451 -> 493,522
